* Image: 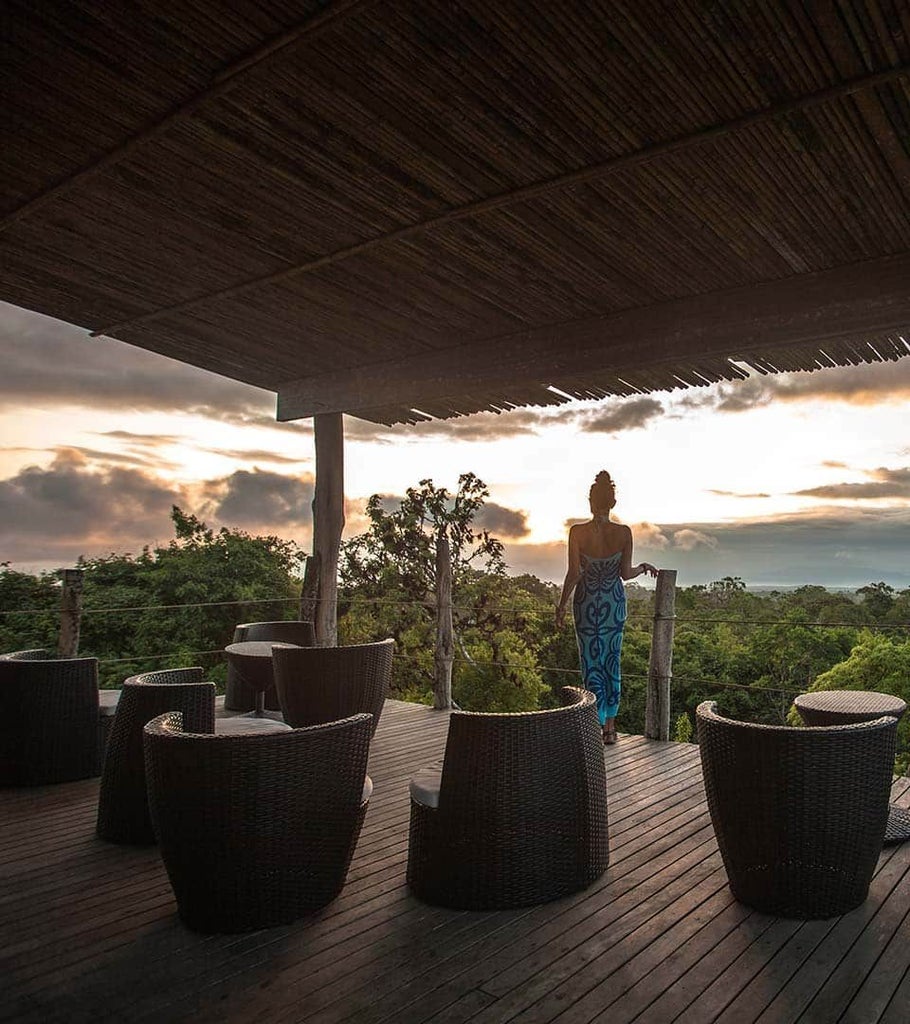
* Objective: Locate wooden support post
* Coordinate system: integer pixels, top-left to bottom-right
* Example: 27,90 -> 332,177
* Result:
312,413 -> 344,647
58,568 -> 84,658
434,530 -> 454,710
645,569 -> 677,741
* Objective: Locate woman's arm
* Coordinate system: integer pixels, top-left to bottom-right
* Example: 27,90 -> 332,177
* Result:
555,526 -> 581,627
620,526 -> 658,580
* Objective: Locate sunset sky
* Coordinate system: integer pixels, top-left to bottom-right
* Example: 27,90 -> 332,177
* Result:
2,299 -> 908,590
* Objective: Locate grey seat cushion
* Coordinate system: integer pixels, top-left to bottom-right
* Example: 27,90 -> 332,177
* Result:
98,689 -> 121,716
409,764 -> 443,809
361,775 -> 373,806
214,717 -> 293,735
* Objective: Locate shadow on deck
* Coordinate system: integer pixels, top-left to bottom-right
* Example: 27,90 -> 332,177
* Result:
1,699 -> 908,1023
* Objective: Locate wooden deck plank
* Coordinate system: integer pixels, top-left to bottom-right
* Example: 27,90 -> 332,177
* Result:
0,699 -> 908,1024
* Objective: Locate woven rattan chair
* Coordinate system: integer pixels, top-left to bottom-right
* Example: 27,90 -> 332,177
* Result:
144,710 -> 373,932
96,668 -> 216,844
406,686 -> 609,910
696,700 -> 897,918
224,620 -> 315,711
272,638 -> 393,735
0,648 -> 120,786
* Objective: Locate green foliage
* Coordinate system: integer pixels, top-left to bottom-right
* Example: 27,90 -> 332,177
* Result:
673,712 -> 693,744
856,581 -> 896,620
0,565 -> 60,653
454,632 -> 547,713
1,509 -> 304,689
340,473 -> 504,600
340,475 -> 546,711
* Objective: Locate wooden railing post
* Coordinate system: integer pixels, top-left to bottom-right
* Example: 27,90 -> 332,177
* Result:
433,530 -> 454,710
58,568 -> 84,657
645,569 -> 677,740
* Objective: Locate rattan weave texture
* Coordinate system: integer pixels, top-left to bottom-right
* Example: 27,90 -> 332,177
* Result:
143,710 -> 372,933
0,648 -> 114,786
793,689 -> 907,726
793,689 -> 909,845
224,621 -> 315,711
696,700 -> 897,918
407,686 -> 610,910
96,667 -> 216,844
272,638 -> 393,736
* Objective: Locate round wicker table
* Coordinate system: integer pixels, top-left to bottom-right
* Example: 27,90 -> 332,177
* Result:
794,689 -> 909,844
224,641 -> 299,717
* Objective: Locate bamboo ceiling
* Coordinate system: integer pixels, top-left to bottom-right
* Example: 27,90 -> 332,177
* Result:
3,0 -> 910,425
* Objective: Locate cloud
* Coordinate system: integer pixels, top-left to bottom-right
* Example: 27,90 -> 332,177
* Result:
474,502 -> 530,538
200,470 -> 315,531
0,452 -> 315,568
796,482 -> 909,500
792,466 -> 910,501
678,357 -> 910,414
5,448 -> 909,591
578,397 -> 664,433
633,522 -> 671,549
503,541 -> 566,581
346,399 -> 667,444
672,528 -> 717,551
342,493 -> 530,540
97,431 -> 184,447
708,489 -> 771,498
348,408 -> 551,443
0,449 -> 186,563
503,505 -> 910,588
0,301 -> 292,429
61,445 -> 177,470
6,443 -> 171,471
195,447 -> 309,466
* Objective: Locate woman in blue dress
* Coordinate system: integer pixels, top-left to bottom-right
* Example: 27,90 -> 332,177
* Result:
555,471 -> 658,744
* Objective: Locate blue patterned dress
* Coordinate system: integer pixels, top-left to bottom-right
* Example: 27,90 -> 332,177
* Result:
573,550 -> 627,724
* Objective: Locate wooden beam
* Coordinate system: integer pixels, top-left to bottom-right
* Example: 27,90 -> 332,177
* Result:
277,252 -> 910,420
312,413 -> 345,647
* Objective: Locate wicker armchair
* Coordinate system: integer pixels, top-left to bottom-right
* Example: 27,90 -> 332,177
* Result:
143,710 -> 373,933
272,638 -> 393,735
96,668 -> 216,844
406,686 -> 610,910
224,620 -> 315,711
696,700 -> 897,918
0,648 -> 119,786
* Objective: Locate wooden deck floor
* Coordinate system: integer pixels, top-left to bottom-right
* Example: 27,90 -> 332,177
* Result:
1,699 -> 908,1024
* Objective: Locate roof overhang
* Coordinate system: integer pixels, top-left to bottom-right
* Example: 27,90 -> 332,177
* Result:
3,2 -> 909,424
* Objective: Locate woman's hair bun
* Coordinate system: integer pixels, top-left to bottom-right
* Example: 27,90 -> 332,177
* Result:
589,470 -> 617,510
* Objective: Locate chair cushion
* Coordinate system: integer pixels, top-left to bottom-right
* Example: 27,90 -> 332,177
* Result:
98,689 -> 121,716
214,717 -> 293,735
409,764 -> 443,808
361,775 -> 373,806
